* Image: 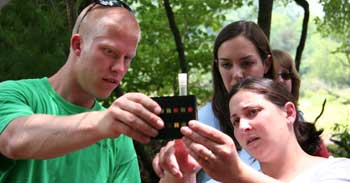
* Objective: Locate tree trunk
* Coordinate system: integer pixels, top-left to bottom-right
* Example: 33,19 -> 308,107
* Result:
65,0 -> 76,31
0,0 -> 11,9
294,0 -> 309,71
163,0 -> 187,74
257,0 -> 273,39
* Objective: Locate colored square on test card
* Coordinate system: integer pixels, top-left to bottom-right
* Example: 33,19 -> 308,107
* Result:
151,95 -> 197,140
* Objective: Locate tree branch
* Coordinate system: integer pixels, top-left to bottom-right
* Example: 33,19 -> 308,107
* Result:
257,0 -> 273,39
294,0 -> 309,71
163,0 -> 187,73
0,0 -> 11,9
314,98 -> 326,124
65,0 -> 76,31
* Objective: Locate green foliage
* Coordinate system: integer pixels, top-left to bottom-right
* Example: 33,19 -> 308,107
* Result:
302,31 -> 350,87
328,123 -> 350,158
270,5 -> 303,54
299,78 -> 350,131
315,0 -> 350,72
270,1 -> 350,88
0,0 -> 349,181
316,0 -> 350,39
0,0 -> 70,82
299,80 -> 350,158
121,0 -> 241,104
0,0 -> 248,105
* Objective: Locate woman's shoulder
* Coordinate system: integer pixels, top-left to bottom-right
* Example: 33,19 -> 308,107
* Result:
198,102 -> 222,130
291,157 -> 350,183
321,157 -> 350,170
317,157 -> 350,181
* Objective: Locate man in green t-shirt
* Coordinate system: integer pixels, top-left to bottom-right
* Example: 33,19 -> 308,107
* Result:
0,1 -> 164,182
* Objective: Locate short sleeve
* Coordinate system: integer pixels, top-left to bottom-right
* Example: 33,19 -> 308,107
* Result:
0,81 -> 34,133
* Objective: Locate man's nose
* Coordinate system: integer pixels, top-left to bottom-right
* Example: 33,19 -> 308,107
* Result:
110,58 -> 127,73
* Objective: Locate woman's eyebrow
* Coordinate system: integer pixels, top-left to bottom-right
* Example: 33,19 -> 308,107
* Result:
239,55 -> 254,61
218,57 -> 231,61
230,113 -> 237,119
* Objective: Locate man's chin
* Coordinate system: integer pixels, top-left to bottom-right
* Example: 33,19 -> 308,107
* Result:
96,91 -> 114,100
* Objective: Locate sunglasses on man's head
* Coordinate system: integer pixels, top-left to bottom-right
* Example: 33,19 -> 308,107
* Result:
97,0 -> 132,11
278,72 -> 293,80
76,0 -> 133,33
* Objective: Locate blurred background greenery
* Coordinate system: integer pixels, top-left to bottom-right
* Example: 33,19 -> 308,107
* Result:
1,0 -> 349,182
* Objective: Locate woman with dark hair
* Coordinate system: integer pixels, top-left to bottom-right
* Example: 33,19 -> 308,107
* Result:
272,49 -> 329,158
179,78 -> 350,183
153,20 -> 274,182
211,20 -> 274,145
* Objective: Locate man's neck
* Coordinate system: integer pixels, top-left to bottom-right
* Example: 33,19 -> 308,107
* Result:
49,63 -> 96,109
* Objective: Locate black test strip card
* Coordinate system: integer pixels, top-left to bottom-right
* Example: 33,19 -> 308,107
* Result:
152,95 -> 197,140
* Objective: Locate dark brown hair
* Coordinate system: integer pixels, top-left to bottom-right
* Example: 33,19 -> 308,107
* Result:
211,21 -> 275,149
228,78 -> 322,155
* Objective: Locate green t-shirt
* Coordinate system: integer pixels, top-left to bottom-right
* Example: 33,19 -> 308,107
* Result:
0,78 -> 141,183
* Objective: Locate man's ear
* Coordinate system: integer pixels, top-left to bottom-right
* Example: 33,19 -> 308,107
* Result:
284,102 -> 297,125
71,34 -> 82,56
264,54 -> 272,74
